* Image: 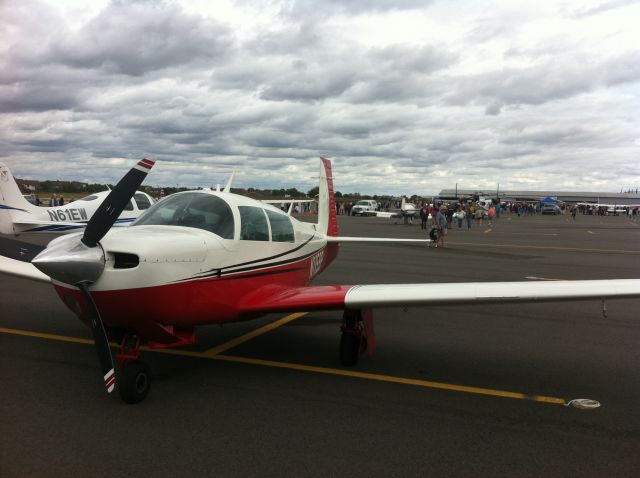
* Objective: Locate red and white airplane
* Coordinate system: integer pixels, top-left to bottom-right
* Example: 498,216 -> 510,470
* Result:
0,161 -> 154,235
0,158 -> 638,404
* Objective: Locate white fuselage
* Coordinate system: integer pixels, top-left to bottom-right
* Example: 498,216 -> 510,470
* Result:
49,190 -> 333,332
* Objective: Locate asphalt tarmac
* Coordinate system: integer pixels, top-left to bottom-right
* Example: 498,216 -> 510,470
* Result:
1,212 -> 639,477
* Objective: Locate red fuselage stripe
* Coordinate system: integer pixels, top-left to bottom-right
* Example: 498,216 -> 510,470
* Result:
54,246 -> 346,342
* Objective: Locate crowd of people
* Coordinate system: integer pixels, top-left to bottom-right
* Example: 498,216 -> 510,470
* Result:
414,200 -> 501,248
394,199 -> 637,248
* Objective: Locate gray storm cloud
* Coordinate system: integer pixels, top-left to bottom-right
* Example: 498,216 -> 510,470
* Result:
0,0 -> 638,194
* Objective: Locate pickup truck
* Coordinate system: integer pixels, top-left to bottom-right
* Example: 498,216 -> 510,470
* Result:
351,200 -> 378,216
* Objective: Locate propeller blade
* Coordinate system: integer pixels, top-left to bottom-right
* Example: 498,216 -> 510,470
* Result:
77,282 -> 116,394
82,158 -> 155,247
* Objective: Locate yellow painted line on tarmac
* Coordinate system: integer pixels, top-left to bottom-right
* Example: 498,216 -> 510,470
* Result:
0,326 -> 94,345
206,354 -> 567,405
0,324 -> 568,406
203,312 -> 307,356
446,241 -> 639,254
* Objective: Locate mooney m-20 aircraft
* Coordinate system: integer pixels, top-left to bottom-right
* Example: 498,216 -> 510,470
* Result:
0,158 -> 639,404
0,161 -> 154,235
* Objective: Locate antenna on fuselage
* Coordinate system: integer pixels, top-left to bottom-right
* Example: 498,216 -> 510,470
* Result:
223,171 -> 235,193
287,202 -> 294,215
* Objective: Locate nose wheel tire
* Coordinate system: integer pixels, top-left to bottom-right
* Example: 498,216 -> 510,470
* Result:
119,360 -> 152,404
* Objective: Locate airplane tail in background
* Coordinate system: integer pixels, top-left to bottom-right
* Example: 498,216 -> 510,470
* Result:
317,157 -> 338,237
0,162 -> 39,235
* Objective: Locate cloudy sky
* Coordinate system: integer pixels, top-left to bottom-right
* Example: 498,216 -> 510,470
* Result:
1,0 -> 639,195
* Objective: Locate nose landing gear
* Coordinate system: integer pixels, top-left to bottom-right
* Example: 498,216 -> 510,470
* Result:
117,333 -> 152,404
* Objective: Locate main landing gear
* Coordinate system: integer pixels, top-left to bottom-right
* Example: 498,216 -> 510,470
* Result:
340,309 -> 376,366
116,333 -> 152,404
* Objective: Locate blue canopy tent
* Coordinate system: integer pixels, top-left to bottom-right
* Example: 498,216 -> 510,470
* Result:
540,196 -> 559,203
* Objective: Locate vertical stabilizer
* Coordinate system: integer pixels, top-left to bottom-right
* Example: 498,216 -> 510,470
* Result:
0,162 -> 38,234
317,157 -> 338,237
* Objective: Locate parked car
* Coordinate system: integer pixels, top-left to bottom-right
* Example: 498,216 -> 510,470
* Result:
540,203 -> 562,215
23,194 -> 38,205
351,199 -> 378,216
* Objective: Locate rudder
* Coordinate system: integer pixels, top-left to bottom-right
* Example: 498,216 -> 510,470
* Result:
0,162 -> 38,234
317,157 -> 338,237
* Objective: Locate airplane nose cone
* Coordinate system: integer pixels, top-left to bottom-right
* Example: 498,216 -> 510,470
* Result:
32,237 -> 105,285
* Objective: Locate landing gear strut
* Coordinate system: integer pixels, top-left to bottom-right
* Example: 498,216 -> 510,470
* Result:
117,333 -> 152,404
339,309 -> 375,366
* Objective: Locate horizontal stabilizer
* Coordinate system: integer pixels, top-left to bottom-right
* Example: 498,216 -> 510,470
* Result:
263,199 -> 315,204
326,236 -> 431,243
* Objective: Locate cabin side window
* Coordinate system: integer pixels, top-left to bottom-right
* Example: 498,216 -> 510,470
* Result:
265,210 -> 294,242
134,193 -> 152,210
239,206 -> 270,241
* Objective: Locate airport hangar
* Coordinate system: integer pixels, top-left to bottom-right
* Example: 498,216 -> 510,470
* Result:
438,188 -> 640,205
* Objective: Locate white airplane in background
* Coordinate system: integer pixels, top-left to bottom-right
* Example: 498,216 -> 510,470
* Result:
374,197 -> 420,222
576,202 -> 640,214
0,158 -> 638,404
0,161 -> 155,235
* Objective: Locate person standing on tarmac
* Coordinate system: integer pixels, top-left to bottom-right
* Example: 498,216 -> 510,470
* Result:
457,207 -> 466,228
435,207 -> 447,248
420,203 -> 429,230
487,205 -> 496,225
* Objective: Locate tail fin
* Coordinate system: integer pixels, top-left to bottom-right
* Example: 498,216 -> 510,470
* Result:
0,162 -> 39,234
317,157 -> 338,237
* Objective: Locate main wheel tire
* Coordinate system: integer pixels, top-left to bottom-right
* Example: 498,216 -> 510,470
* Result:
119,360 -> 152,404
340,332 -> 360,366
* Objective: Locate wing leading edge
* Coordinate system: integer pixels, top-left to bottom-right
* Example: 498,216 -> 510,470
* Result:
0,236 -> 51,283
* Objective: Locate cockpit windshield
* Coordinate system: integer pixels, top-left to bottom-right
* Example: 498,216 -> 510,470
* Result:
135,192 -> 234,239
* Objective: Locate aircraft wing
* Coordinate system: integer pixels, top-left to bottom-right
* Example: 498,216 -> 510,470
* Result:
0,236 -> 50,283
371,211 -> 402,218
0,255 -> 51,283
240,280 -> 640,315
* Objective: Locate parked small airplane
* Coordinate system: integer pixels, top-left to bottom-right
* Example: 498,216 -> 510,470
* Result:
373,197 -> 420,222
576,202 -> 640,214
0,158 -> 638,404
0,161 -> 154,235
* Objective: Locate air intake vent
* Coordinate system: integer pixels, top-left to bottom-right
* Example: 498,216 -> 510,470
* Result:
113,252 -> 139,269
